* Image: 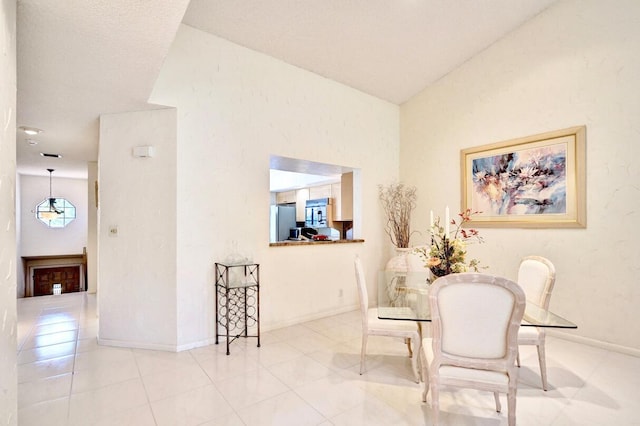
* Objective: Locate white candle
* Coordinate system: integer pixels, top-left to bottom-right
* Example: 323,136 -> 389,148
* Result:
445,206 -> 450,237
429,210 -> 434,229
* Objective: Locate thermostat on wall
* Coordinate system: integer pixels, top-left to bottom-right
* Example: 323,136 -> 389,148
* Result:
132,145 -> 155,158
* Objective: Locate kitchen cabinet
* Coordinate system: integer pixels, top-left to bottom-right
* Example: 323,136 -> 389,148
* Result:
276,190 -> 296,204
309,184 -> 332,199
295,188 -> 309,222
339,172 -> 353,221
331,183 -> 342,220
330,173 -> 353,221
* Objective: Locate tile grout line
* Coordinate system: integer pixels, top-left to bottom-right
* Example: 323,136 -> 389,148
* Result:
67,293 -> 91,425
194,346 -> 250,425
132,346 -> 160,426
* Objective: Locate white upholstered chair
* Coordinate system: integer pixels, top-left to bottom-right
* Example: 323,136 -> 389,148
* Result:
354,256 -> 421,383
516,255 -> 556,391
421,273 -> 525,426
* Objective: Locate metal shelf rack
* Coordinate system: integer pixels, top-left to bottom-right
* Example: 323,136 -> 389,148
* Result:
214,262 -> 261,355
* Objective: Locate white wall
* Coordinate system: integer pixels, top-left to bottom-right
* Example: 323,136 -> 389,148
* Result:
0,0 -> 17,422
15,173 -> 22,298
19,175 -> 88,256
149,24 -> 400,348
401,0 -> 640,352
87,162 -> 98,293
98,108 -> 178,350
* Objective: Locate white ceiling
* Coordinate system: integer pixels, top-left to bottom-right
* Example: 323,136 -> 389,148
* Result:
16,0 -> 557,179
16,0 -> 191,178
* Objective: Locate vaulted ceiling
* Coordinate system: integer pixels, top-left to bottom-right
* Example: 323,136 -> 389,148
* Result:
16,0 -> 557,179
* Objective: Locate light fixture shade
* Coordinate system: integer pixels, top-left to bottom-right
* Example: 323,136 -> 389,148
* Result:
39,210 -> 59,220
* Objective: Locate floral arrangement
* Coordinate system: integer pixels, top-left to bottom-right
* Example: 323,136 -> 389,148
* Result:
415,208 -> 485,277
378,183 -> 417,248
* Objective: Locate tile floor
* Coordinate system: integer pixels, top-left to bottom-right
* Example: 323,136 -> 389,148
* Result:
16,292 -> 640,425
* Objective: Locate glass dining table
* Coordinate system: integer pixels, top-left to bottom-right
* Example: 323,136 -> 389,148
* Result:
377,271 -> 577,329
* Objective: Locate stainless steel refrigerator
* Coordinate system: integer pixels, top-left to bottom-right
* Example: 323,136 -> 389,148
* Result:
269,204 -> 297,242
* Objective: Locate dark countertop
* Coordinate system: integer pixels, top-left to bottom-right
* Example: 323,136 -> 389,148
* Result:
270,239 -> 365,247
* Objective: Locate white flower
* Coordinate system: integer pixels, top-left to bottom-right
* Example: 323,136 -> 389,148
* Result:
519,166 -> 538,179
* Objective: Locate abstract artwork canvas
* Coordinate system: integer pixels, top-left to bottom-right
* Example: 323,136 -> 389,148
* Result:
461,126 -> 586,228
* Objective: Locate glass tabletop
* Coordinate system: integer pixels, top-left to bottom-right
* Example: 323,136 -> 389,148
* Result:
377,271 -> 577,329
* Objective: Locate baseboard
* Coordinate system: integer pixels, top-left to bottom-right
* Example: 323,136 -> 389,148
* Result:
97,337 -> 179,352
95,305 -> 360,353
176,338 -> 214,352
97,310 -> 639,358
260,303 -> 360,332
548,329 -> 640,358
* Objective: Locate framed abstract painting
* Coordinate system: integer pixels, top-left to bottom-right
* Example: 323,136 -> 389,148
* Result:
461,126 -> 586,228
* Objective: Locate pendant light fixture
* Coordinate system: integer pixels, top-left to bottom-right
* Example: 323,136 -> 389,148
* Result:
34,170 -> 76,228
39,169 -> 63,219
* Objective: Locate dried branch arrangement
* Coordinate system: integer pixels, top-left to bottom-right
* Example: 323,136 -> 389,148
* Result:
378,183 -> 417,248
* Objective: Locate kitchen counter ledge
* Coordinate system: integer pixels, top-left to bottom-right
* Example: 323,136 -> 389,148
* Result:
270,239 -> 365,247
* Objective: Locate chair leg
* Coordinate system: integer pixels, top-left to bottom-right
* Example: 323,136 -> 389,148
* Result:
516,348 -> 521,367
420,348 -> 429,402
493,392 -> 501,413
431,381 -> 440,426
507,389 -> 517,426
537,342 -> 548,391
359,334 -> 368,375
410,338 -> 420,383
405,337 -> 413,358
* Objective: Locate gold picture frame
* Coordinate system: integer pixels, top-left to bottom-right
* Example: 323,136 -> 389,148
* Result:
461,126 -> 586,228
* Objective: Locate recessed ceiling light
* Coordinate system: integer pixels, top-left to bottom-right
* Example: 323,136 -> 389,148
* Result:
40,153 -> 62,158
19,126 -> 43,136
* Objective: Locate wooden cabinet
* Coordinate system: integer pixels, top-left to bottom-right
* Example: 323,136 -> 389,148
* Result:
326,173 -> 353,221
33,266 -> 81,296
295,188 -> 309,222
339,172 -> 353,221
276,190 -> 296,204
331,183 -> 342,220
309,184 -> 332,199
